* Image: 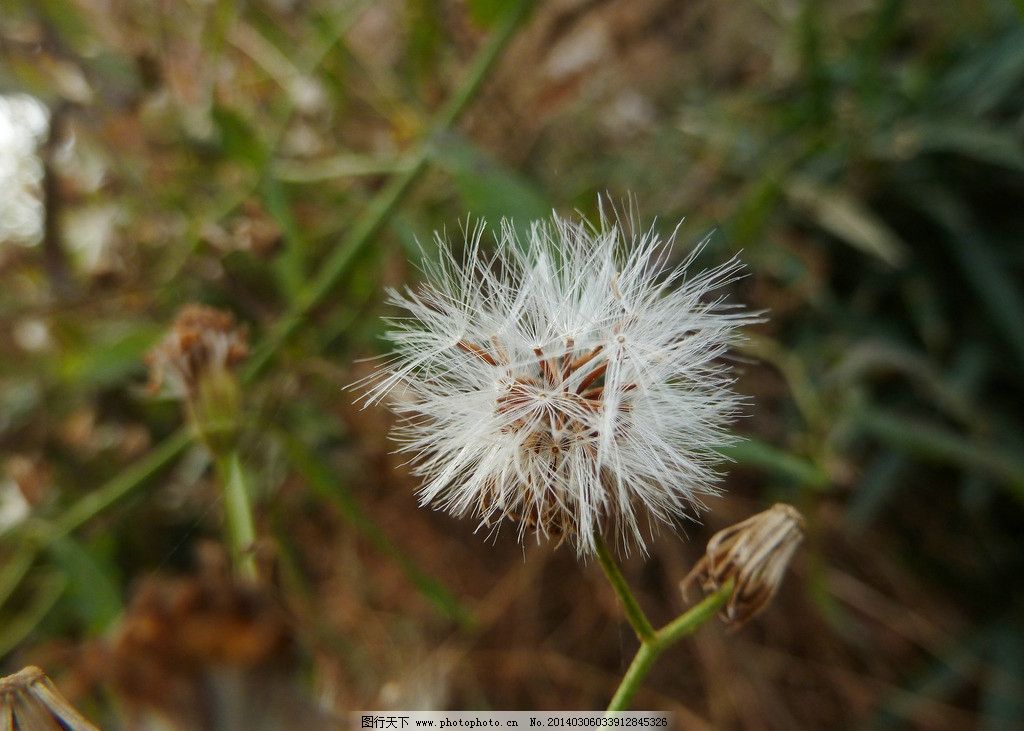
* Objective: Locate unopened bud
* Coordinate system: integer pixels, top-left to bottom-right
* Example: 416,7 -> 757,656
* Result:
0,666 -> 99,731
681,503 -> 805,627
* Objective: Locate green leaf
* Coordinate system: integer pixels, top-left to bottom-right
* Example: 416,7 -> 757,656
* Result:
466,0 -> 507,27
434,134 -> 550,238
718,436 -> 830,491
876,122 -> 1024,174
0,571 -> 66,659
785,179 -> 908,266
59,325 -> 163,389
212,105 -> 268,168
48,536 -> 122,633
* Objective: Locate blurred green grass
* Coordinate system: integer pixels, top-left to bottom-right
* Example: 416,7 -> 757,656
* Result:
2,0 -> 1024,726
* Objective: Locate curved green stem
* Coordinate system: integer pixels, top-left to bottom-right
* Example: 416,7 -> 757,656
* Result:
215,450 -> 258,581
659,579 -> 734,647
594,534 -> 656,642
595,540 -> 734,712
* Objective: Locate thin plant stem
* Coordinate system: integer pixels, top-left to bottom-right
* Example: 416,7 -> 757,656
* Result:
0,430 -> 192,614
605,582 -> 733,712
215,451 -> 259,581
605,642 -> 659,713
658,579 -> 734,647
594,534 -> 656,642
595,538 -> 735,712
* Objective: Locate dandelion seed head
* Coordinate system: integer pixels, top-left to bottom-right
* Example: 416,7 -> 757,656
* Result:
356,204 -> 759,556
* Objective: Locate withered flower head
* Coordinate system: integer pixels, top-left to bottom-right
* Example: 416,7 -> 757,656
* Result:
109,550 -> 294,725
0,665 -> 99,731
147,305 -> 249,452
146,304 -> 249,399
681,503 -> 805,627
104,550 -> 344,730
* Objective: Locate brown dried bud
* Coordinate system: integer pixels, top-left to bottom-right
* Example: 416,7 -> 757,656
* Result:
681,503 -> 805,627
146,305 -> 249,400
0,665 -> 99,731
146,305 -> 249,452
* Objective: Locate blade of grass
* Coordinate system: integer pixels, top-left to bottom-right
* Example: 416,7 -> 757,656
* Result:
244,0 -> 533,380
855,408 -> 1024,505
281,434 -> 472,627
717,437 -> 829,492
0,571 -> 67,659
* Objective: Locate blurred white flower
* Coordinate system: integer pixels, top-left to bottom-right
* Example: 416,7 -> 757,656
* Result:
0,94 -> 49,246
358,204 -> 757,555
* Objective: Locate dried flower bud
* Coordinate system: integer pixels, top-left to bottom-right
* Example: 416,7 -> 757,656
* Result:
0,665 -> 99,731
147,305 -> 249,453
681,503 -> 805,627
147,304 -> 249,398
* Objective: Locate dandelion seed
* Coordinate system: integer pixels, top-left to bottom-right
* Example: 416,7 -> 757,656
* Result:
356,203 -> 758,556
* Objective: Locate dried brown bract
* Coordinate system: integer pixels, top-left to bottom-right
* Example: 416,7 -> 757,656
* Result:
108,549 -> 298,729
146,304 -> 249,400
682,503 -> 805,627
0,665 -> 99,731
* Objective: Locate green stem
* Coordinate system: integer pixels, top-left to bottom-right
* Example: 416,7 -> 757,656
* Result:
594,534 -> 656,642
54,428 -> 193,536
596,538 -> 734,712
658,580 -> 734,647
606,642 -> 660,713
215,451 -> 258,581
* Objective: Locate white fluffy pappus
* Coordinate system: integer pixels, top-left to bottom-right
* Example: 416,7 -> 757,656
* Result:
355,206 -> 759,556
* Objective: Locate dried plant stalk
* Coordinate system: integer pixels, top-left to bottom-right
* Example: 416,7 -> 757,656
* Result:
0,666 -> 99,731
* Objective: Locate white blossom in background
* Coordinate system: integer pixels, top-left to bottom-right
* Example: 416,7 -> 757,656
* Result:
357,204 -> 758,556
0,94 -> 50,245
0,479 -> 30,536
